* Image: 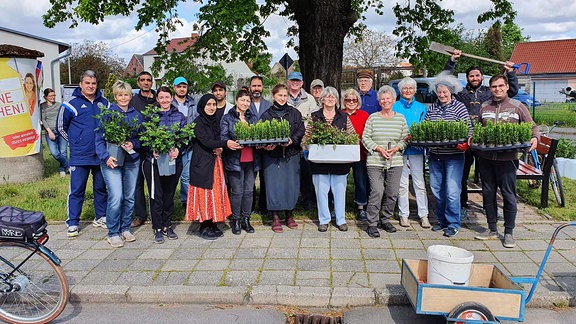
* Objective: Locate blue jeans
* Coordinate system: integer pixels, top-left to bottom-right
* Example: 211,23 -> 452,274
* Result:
45,132 -> 69,172
180,150 -> 192,204
428,154 -> 464,230
351,160 -> 370,206
101,159 -> 139,237
312,173 -> 348,226
227,163 -> 256,219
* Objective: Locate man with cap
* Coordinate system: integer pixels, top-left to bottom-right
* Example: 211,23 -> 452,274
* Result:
173,76 -> 197,207
310,79 -> 324,107
286,71 -> 319,210
444,49 -> 518,218
356,70 -> 380,114
130,71 -> 157,228
212,81 -> 233,121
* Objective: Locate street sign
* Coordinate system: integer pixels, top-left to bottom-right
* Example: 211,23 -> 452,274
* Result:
279,53 -> 294,79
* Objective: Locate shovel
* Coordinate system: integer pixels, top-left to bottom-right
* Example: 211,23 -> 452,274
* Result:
429,41 -> 530,74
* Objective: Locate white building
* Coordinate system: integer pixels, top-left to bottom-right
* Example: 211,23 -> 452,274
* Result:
0,26 -> 70,101
141,33 -> 254,90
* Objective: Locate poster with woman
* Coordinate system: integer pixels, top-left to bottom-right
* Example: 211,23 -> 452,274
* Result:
0,57 -> 42,157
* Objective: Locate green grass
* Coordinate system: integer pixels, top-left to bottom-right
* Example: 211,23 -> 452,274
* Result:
531,103 -> 576,127
517,177 -> 576,221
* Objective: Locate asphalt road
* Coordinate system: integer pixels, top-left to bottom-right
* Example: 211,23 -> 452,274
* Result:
51,303 -> 576,324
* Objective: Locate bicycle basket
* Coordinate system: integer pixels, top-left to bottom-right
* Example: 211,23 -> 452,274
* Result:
0,206 -> 47,241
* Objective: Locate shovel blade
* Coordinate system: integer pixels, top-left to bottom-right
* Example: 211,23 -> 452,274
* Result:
429,41 -> 456,55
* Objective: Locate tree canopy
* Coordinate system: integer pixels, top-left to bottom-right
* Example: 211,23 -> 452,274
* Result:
44,0 -> 517,89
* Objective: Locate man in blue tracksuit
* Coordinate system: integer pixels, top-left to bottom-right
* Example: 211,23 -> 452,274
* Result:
57,70 -> 109,237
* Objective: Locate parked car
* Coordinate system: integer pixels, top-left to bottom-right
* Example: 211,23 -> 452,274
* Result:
389,78 -> 466,106
514,89 -> 541,107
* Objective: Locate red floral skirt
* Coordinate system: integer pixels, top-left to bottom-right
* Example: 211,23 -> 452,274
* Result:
185,156 -> 231,222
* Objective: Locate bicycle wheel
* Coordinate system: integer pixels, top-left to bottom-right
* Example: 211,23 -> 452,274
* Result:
550,159 -> 565,207
0,241 -> 69,324
525,152 -> 541,188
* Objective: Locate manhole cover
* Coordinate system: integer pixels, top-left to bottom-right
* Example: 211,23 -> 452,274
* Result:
293,314 -> 342,324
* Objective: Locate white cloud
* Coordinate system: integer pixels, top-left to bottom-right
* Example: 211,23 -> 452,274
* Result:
3,0 -> 576,66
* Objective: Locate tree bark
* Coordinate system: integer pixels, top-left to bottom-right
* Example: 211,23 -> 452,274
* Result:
287,0 -> 357,91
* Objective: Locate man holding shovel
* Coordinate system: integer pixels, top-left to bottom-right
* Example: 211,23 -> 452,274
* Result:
444,49 -> 519,218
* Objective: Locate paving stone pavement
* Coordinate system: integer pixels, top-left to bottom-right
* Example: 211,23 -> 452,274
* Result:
46,192 -> 576,308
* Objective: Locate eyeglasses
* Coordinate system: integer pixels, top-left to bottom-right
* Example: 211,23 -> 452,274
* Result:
139,78 -> 152,82
344,98 -> 358,103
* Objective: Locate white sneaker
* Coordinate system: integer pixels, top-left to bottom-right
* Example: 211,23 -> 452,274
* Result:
107,235 -> 124,248
59,171 -> 66,177
92,217 -> 107,229
121,231 -> 136,242
399,217 -> 410,227
67,226 -> 79,238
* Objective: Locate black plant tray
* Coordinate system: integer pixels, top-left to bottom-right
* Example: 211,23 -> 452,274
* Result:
237,138 -> 290,147
470,142 -> 531,152
410,139 -> 466,148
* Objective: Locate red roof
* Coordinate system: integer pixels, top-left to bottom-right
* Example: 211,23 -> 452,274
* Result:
143,34 -> 198,55
510,39 -> 576,74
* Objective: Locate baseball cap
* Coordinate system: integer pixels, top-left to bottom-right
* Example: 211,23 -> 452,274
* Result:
211,81 -> 226,91
173,76 -> 188,86
287,71 -> 303,81
310,79 -> 324,88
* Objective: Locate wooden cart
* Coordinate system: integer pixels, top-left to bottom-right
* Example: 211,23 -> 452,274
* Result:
401,259 -> 525,322
401,222 -> 576,323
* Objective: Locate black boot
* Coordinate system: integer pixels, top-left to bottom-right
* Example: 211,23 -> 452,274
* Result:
230,218 -> 241,235
241,216 -> 254,233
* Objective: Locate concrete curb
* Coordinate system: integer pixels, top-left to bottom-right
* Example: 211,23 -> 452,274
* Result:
70,284 -> 572,308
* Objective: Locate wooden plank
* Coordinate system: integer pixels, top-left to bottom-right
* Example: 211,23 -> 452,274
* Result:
468,264 -> 496,287
401,260 -> 420,308
420,286 -> 522,319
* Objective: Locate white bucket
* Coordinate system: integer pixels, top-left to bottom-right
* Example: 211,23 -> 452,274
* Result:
427,245 -> 474,286
556,158 -> 567,178
563,159 -> 576,180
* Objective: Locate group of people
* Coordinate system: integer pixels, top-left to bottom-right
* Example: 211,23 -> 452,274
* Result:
41,49 -> 538,249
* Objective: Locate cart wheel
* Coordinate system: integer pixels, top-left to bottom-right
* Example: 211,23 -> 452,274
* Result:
446,302 -> 495,323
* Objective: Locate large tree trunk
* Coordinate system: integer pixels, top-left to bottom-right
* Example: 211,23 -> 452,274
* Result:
287,0 -> 357,91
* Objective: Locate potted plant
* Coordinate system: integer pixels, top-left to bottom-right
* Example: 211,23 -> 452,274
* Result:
303,120 -> 360,163
95,108 -> 140,167
139,106 -> 195,176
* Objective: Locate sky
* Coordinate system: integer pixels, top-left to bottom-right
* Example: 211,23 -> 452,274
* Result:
3,0 -> 576,67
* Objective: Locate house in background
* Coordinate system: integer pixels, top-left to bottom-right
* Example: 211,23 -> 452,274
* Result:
124,54 -> 144,78
0,26 -> 70,101
510,39 -> 576,103
140,32 -> 254,90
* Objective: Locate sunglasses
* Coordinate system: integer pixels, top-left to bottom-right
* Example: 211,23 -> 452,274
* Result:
344,98 -> 359,103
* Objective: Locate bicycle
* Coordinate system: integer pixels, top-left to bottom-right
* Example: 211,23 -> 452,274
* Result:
523,121 -> 565,207
0,206 -> 69,324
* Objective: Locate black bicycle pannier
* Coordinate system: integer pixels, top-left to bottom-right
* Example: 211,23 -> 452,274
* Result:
0,206 -> 47,241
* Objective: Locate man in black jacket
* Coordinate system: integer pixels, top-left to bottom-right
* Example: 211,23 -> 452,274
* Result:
444,50 -> 519,218
130,71 -> 157,227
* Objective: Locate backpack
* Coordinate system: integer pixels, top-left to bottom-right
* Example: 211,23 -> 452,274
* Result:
0,206 -> 47,241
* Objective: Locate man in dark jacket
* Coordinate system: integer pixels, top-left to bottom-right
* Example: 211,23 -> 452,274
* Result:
474,75 -> 538,248
129,71 -> 156,227
248,75 -> 272,214
444,49 -> 519,217
57,70 -> 109,237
